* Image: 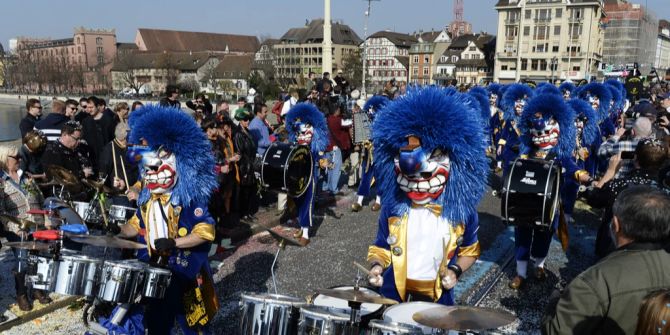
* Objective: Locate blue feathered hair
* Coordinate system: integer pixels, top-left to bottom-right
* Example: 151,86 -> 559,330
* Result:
469,86 -> 488,98
128,104 -> 217,207
566,99 -> 599,147
605,79 -> 625,111
559,81 -> 576,96
285,103 -> 329,155
372,86 -> 489,223
501,83 -> 534,121
487,83 -> 502,97
363,95 -> 390,114
518,94 -> 576,160
466,91 -> 491,126
576,83 -> 612,122
605,84 -> 623,114
536,83 -> 561,96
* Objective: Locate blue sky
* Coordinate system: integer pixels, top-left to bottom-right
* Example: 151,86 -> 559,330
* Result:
1,0 -> 668,50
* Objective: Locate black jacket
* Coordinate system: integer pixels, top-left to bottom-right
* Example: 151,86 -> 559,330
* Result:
159,98 -> 181,109
19,114 -> 39,138
19,145 -> 44,175
233,127 -> 257,186
41,140 -> 86,180
98,140 -> 138,189
34,113 -> 70,142
82,113 -> 116,165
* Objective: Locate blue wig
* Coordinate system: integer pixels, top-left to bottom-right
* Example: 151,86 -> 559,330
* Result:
605,79 -> 625,111
559,81 -> 576,96
469,86 -> 488,98
372,86 -> 489,223
605,84 -> 623,114
487,83 -> 502,97
566,99 -> 599,147
466,91 -> 491,126
128,104 -> 217,207
536,83 -> 561,96
363,95 -> 390,113
284,103 -> 329,155
501,83 -> 534,121
519,94 -> 576,160
496,84 -> 509,108
576,83 -> 612,122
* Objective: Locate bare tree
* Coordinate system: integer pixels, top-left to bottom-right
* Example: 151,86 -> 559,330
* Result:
113,52 -> 143,93
156,53 -> 179,86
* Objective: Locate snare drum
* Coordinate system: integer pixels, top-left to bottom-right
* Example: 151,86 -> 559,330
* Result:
72,201 -> 102,224
109,205 -> 136,224
239,293 -> 307,335
298,305 -> 350,335
97,260 -> 145,303
140,266 -> 172,299
312,285 -> 384,325
28,255 -> 57,291
53,254 -> 102,296
383,302 -> 445,334
369,320 -> 425,335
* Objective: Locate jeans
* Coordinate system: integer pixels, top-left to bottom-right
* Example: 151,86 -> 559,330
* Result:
324,148 -> 342,194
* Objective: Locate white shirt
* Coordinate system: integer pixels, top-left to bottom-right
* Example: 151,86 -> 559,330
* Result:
147,199 -> 169,249
406,207 -> 452,280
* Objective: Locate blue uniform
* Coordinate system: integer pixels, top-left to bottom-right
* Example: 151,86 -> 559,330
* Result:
498,119 -> 522,172
357,144 -> 375,198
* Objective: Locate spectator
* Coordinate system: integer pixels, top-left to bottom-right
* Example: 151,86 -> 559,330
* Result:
542,185 -> 670,335
159,85 -> 181,108
216,101 -> 230,121
64,99 -> 79,120
75,97 -> 89,122
218,116 -> 240,227
34,99 -> 69,143
19,98 -> 42,138
0,143 -> 50,311
347,100 -> 365,188
317,72 -> 334,94
97,123 -> 138,207
334,69 -> 349,96
97,98 -> 116,121
202,118 -> 227,229
598,116 -> 653,178
193,105 -> 205,127
324,105 -> 352,195
233,108 -> 258,222
248,104 -> 271,156
246,88 -> 257,105
186,94 -> 213,116
113,102 -> 130,126
305,71 -> 316,92
81,97 -> 116,166
634,290 -> 670,335
19,131 -> 47,180
41,121 -> 92,180
131,101 -> 143,112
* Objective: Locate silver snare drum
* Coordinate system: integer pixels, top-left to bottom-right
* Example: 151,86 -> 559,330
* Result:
368,320 -> 425,335
298,305 -> 350,335
239,293 -> 307,335
97,260 -> 145,303
28,255 -> 57,291
141,266 -> 171,299
53,254 -> 103,296
109,205 -> 136,224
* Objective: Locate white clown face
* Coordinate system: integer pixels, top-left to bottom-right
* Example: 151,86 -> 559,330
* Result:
394,138 -> 450,205
563,90 -> 571,101
489,94 -> 498,106
530,113 -> 560,151
589,95 -> 600,111
514,99 -> 526,116
297,123 -> 314,145
140,146 -> 178,194
575,117 -> 585,138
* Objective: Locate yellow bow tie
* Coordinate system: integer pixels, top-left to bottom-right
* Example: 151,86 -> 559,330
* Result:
150,193 -> 171,205
411,203 -> 443,217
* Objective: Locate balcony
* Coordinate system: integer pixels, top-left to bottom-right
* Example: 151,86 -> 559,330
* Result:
506,35 -> 517,41
505,19 -> 519,24
562,52 -> 586,58
497,52 -> 518,58
499,70 -> 517,79
569,17 -> 583,23
534,17 -> 552,23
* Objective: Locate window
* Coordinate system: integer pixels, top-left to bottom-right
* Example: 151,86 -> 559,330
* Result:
472,54 -> 480,59
413,55 -> 419,63
96,37 -> 103,45
382,48 -> 387,55
97,55 -> 104,64
441,56 -> 447,63
531,59 -> 539,70
524,26 -> 530,36
534,26 -> 549,40
554,26 -> 561,35
525,9 -> 531,19
539,59 -> 548,71
569,24 -> 582,37
521,59 -> 528,70
463,54 -> 469,59
413,68 -> 418,75
97,46 -> 103,54
505,26 -> 519,39
552,45 -> 559,52
424,45 -> 430,52
571,8 -> 583,19
423,67 -> 429,75
452,56 -> 458,62
536,9 -> 551,21
555,8 -> 562,18
424,56 -> 429,63
501,65 -> 508,70
469,46 -> 477,51
572,65 -> 581,71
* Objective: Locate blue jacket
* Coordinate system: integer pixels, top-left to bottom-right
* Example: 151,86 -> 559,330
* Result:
35,113 -> 70,142
248,116 -> 271,156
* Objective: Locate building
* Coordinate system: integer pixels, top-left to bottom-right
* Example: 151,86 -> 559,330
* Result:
435,49 -> 461,85
409,29 -> 452,85
134,28 -> 260,55
655,20 -> 670,74
211,54 -> 254,98
451,34 -> 496,85
494,0 -> 605,83
362,31 -> 416,93
274,19 -> 362,80
603,0 -> 658,75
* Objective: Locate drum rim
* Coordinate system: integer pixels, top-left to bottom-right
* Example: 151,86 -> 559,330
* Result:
145,266 -> 172,274
60,254 -> 103,263
285,145 -> 313,198
103,260 -> 145,270
300,305 -> 350,320
368,319 -> 424,331
383,301 -> 444,316
312,285 -> 383,314
240,292 -> 307,305
260,143 -> 313,198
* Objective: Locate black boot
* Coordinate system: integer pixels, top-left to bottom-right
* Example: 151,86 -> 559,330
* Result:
13,271 -> 32,311
33,289 -> 52,305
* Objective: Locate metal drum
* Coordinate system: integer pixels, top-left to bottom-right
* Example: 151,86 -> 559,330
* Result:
109,205 -> 136,224
239,292 -> 307,335
501,158 -> 561,229
298,305 -> 350,335
141,266 -> 172,299
53,254 -> 103,296
72,201 -> 102,224
97,260 -> 145,303
383,302 -> 445,334
28,255 -> 57,291
312,285 -> 384,326
260,142 -> 313,197
368,320 -> 425,335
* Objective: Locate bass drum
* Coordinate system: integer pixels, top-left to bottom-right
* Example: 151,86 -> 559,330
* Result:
501,158 -> 561,229
260,142 -> 313,198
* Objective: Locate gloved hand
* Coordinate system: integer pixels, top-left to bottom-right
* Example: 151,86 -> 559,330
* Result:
441,269 -> 459,290
154,238 -> 177,253
368,264 -> 384,287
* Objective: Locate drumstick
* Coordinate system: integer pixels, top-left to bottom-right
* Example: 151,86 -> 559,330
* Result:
353,261 -> 371,275
120,155 -> 130,194
111,141 -> 119,180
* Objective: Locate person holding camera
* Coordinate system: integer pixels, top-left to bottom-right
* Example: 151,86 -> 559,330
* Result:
598,116 -> 653,179
186,94 -> 213,116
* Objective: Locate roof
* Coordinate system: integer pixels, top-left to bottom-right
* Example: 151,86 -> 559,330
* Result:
394,56 -> 409,69
260,38 -> 280,47
369,31 -> 417,48
116,42 -> 138,50
136,28 -> 260,53
418,31 -> 441,43
279,19 -> 362,45
449,34 -> 495,50
0,42 -> 4,55
111,51 -> 217,71
455,59 -> 489,68
214,55 -> 254,78
496,0 -> 601,5
438,50 -> 462,64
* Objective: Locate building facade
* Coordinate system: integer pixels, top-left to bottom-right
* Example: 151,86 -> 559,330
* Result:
362,31 -> 416,93
274,19 -> 362,80
655,21 -> 670,74
409,30 -> 452,85
494,0 -> 605,83
134,28 -> 259,55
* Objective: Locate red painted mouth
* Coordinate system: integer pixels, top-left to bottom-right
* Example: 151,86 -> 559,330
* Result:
145,165 -> 176,190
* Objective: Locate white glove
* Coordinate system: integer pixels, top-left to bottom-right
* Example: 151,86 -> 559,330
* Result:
441,270 -> 458,290
368,264 -> 384,287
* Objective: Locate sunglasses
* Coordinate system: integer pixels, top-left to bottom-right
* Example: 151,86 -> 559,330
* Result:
32,106 -> 43,109
8,155 -> 21,160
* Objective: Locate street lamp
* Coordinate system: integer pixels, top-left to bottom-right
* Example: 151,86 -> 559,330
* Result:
550,56 -> 558,84
361,0 -> 380,97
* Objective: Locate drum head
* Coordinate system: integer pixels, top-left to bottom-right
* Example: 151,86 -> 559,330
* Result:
503,158 -> 560,228
285,145 -> 312,197
383,302 -> 442,334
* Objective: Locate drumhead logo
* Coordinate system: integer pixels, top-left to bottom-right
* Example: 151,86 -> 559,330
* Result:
521,170 -> 537,185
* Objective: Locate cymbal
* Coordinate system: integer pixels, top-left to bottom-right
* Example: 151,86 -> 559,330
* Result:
45,165 -> 81,191
0,214 -> 41,230
263,227 -> 304,248
5,241 -> 51,251
69,235 -> 146,249
81,179 -> 120,195
316,288 -> 398,305
413,306 -> 516,331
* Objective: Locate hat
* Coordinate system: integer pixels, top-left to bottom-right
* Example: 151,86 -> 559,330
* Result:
356,99 -> 366,108
350,89 -> 360,99
658,91 -> 670,100
337,69 -> 343,74
234,108 -> 252,121
635,102 -> 658,118
248,88 -> 256,95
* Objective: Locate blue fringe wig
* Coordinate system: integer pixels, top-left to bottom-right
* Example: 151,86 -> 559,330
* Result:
536,82 -> 561,96
469,86 -> 488,98
487,83 -> 502,97
605,80 -> 624,111
576,83 -> 612,122
466,90 -> 491,126
605,84 -> 623,114
501,83 -> 534,121
496,84 -> 509,108
363,95 -> 390,113
128,104 -> 217,207
518,94 -> 576,160
284,103 -> 329,155
372,86 -> 489,223
559,81 -> 576,96
566,98 -> 599,147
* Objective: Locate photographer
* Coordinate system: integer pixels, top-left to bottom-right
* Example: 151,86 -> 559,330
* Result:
598,116 -> 653,179
655,92 -> 670,137
186,94 -> 213,116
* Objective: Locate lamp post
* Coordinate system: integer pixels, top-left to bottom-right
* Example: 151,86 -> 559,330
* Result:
361,0 -> 380,97
551,56 -> 558,84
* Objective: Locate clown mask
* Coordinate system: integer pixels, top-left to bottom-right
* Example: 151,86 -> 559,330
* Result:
394,136 -> 450,205
514,99 -> 526,116
574,116 -> 586,138
128,145 -> 178,194
562,90 -> 571,101
588,95 -> 600,111
296,122 -> 314,145
530,112 -> 560,151
489,94 -> 498,106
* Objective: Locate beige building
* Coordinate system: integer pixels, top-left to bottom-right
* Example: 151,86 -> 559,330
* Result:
274,19 -> 362,79
494,0 -> 605,83
362,31 -> 416,93
408,29 -> 452,85
657,20 -> 670,73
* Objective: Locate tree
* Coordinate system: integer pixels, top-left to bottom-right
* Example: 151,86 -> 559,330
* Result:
341,48 -> 363,89
178,77 -> 200,97
156,53 -> 179,86
113,53 -> 143,93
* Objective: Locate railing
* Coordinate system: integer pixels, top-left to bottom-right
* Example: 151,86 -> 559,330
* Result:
562,52 -> 585,58
505,19 -> 519,24
496,52 -> 518,58
534,17 -> 552,23
569,17 -> 583,23
506,35 -> 517,41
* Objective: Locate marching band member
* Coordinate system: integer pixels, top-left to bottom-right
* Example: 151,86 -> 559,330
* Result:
367,86 -> 489,305
114,104 -> 219,334
497,84 -> 534,174
487,84 -> 505,171
559,81 -> 576,101
577,83 -> 613,176
284,103 -> 329,246
351,96 -> 389,212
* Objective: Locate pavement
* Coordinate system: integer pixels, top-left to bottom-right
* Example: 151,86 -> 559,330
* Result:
0,173 -> 604,334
